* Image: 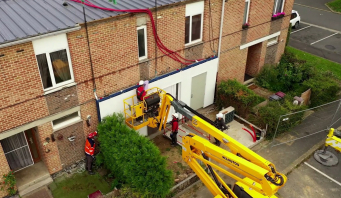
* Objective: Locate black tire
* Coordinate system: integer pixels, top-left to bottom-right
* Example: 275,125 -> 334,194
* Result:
294,22 -> 299,29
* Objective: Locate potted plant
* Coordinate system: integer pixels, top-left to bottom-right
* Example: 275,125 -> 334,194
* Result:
242,23 -> 249,30
0,170 -> 17,198
271,12 -> 285,20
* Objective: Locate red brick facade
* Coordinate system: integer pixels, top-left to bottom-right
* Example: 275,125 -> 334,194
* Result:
0,0 -> 294,196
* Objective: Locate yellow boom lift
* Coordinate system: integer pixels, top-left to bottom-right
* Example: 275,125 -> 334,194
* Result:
123,87 -> 287,198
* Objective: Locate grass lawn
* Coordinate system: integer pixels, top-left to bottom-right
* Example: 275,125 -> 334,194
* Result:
327,0 -> 341,12
50,172 -> 111,198
286,46 -> 341,80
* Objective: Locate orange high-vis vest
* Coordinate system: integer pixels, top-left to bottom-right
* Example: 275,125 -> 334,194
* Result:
85,138 -> 95,156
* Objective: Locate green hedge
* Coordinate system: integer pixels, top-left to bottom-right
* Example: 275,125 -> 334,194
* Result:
256,49 -> 340,107
216,80 -> 265,117
96,113 -> 173,198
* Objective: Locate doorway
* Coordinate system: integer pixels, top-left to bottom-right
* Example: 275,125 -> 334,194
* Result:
24,129 -> 41,163
245,42 -> 263,81
190,72 -> 207,110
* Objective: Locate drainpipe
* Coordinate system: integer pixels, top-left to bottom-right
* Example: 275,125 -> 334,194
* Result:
217,0 -> 227,63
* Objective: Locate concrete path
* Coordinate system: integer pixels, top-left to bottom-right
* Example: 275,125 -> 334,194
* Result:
22,186 -> 53,198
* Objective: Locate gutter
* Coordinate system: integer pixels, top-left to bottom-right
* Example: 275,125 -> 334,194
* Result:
0,25 -> 81,49
217,0 -> 226,64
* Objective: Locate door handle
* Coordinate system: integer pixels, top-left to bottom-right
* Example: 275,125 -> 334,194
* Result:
29,137 -> 33,144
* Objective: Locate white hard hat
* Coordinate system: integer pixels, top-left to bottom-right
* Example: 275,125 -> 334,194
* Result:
216,113 -> 223,118
139,80 -> 144,85
173,113 -> 179,118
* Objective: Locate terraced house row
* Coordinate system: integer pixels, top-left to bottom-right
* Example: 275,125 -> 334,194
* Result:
0,0 -> 293,196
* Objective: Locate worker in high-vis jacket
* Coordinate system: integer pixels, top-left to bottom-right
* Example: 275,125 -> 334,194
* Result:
85,131 -> 98,175
170,113 -> 179,146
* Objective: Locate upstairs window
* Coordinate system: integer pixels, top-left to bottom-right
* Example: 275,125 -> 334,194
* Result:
33,34 -> 74,91
137,26 -> 148,60
243,0 -> 250,24
273,0 -> 285,14
185,1 -> 204,45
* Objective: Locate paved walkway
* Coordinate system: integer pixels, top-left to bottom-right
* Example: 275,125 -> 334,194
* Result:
22,186 -> 53,198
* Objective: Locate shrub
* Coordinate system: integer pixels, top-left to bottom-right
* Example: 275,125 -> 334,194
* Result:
249,99 -> 306,139
216,80 -> 265,117
97,113 -> 173,198
0,170 -> 16,196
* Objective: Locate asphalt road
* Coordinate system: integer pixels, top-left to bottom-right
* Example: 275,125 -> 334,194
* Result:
289,2 -> 341,64
278,148 -> 341,198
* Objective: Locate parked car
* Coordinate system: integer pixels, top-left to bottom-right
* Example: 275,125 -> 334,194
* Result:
290,10 -> 301,29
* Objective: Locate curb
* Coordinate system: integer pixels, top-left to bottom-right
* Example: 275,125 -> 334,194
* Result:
325,3 -> 341,14
282,138 -> 325,175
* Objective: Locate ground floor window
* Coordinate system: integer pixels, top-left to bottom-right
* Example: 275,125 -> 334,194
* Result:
0,132 -> 33,171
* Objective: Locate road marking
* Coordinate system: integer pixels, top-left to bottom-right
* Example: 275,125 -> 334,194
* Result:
301,21 -> 341,33
291,26 -> 311,34
294,3 -> 334,13
311,33 -> 338,45
304,162 -> 341,186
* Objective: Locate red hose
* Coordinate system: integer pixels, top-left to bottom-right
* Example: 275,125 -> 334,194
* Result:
71,0 -> 204,65
250,125 -> 257,140
242,128 -> 256,142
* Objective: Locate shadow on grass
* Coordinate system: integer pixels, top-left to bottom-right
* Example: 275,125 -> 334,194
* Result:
50,171 -> 111,198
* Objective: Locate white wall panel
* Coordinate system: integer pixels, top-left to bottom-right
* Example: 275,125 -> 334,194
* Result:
98,58 -> 218,120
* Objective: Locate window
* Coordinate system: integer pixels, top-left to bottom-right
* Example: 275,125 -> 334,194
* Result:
273,0 -> 285,14
137,26 -> 148,60
267,36 -> 278,47
291,13 -> 297,20
33,34 -> 74,91
52,111 -> 81,131
243,0 -> 250,24
185,1 -> 204,45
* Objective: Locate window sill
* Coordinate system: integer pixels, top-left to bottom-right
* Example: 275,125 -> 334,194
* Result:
185,41 -> 204,49
53,118 -> 82,132
139,58 -> 149,64
267,41 -> 278,47
44,82 -> 77,95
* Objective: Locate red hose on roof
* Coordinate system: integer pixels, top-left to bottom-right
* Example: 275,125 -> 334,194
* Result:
71,0 -> 204,65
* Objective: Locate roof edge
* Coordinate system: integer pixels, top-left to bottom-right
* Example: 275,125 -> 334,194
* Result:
0,25 -> 81,49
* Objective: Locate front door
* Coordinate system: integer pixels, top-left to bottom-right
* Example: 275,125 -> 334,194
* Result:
24,129 -> 41,163
190,73 -> 207,110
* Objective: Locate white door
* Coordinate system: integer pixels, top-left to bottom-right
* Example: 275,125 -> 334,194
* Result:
163,83 -> 181,122
190,72 -> 207,110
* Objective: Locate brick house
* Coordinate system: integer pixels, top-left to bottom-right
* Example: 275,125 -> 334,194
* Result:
0,0 -> 293,196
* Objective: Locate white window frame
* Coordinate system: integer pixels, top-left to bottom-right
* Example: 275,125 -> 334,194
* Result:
185,1 -> 204,46
243,0 -> 251,24
267,36 -> 279,47
52,111 -> 82,131
137,25 -> 148,60
32,34 -> 75,92
273,0 -> 285,14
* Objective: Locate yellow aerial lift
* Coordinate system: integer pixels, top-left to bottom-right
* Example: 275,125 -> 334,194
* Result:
314,128 -> 341,166
123,87 -> 286,198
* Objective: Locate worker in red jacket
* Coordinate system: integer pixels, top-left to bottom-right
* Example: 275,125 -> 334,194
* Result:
85,131 -> 98,175
170,113 -> 179,146
136,80 -> 146,101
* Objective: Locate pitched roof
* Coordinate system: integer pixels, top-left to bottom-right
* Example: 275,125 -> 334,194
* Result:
0,0 -> 185,45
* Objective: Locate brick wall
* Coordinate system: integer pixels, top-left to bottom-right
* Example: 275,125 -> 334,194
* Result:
45,86 -> 78,115
0,143 -> 10,197
37,123 -> 62,174
54,122 -> 84,168
80,101 -> 98,139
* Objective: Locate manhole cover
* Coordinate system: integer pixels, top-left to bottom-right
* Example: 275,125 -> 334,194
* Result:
325,45 -> 336,50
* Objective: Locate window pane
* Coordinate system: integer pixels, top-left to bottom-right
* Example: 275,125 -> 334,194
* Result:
275,0 -> 284,13
137,28 -> 146,58
243,1 -> 249,24
36,54 -> 52,89
53,112 -> 79,126
191,14 -> 202,41
185,16 -> 190,44
50,49 -> 71,84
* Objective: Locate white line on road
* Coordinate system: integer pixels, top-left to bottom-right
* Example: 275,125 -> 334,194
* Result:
311,33 -> 338,45
301,21 -> 341,34
291,26 -> 311,34
304,162 -> 341,186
